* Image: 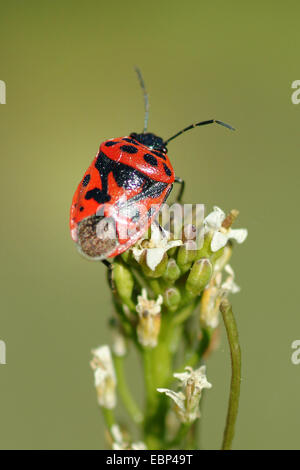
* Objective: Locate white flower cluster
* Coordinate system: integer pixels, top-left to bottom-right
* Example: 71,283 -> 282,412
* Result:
200,264 -> 240,329
90,345 -> 117,409
111,425 -> 147,450
136,289 -> 163,348
158,366 -> 212,423
132,223 -> 182,271
204,206 -> 248,252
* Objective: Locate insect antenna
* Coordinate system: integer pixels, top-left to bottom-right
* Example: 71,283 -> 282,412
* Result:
164,119 -> 235,145
135,67 -> 149,133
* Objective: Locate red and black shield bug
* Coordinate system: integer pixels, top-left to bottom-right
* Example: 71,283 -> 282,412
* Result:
70,69 -> 234,269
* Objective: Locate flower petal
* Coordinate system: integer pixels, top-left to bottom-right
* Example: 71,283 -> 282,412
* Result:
157,388 -> 186,411
150,223 -> 166,245
132,247 -> 144,263
224,264 -> 235,277
211,231 -> 228,252
228,228 -> 248,244
204,206 -> 225,231
222,265 -> 241,294
167,240 -> 183,250
146,248 -> 165,271
173,371 -> 190,383
222,278 -> 241,294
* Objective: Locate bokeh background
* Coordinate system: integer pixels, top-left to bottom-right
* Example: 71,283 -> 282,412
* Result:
0,0 -> 299,450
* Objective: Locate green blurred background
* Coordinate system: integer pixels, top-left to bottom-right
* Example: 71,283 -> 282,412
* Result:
0,0 -> 299,449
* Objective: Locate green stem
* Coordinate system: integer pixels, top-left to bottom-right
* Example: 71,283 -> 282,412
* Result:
142,317 -> 173,449
185,422 -> 198,450
171,301 -> 196,326
102,407 -> 115,431
220,299 -> 241,450
113,354 -> 144,424
142,348 -> 158,415
195,389 -> 206,450
167,423 -> 191,448
173,328 -> 211,377
142,347 -> 163,449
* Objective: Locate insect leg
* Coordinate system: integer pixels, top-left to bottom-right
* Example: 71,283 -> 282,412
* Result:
102,259 -> 116,293
174,176 -> 185,202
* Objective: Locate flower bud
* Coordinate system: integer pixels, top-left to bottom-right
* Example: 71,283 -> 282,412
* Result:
113,261 -> 135,309
162,258 -> 181,283
136,289 -> 163,348
186,258 -> 213,296
177,241 -> 198,273
196,232 -> 213,259
141,252 -> 168,278
163,287 -> 181,312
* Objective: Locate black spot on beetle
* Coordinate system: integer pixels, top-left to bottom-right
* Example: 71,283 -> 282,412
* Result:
85,187 -> 111,203
114,165 -> 146,190
82,174 -> 90,187
144,154 -> 158,166
79,206 -> 84,212
120,145 -> 138,154
151,150 -> 166,161
163,163 -> 172,176
123,138 -> 138,145
93,151 -> 169,206
95,151 -> 146,196
105,141 -> 120,147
